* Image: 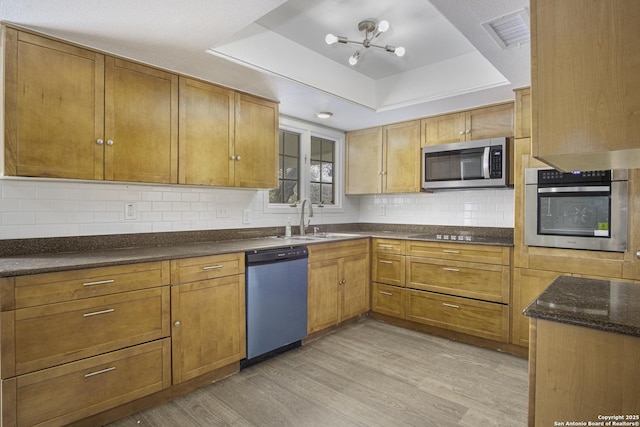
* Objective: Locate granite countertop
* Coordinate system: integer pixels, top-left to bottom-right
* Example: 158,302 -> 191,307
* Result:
523,275 -> 640,338
0,225 -> 513,277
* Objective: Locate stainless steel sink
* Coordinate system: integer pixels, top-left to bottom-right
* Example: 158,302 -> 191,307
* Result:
273,233 -> 361,241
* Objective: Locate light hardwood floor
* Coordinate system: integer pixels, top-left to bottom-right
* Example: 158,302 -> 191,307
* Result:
107,319 -> 528,426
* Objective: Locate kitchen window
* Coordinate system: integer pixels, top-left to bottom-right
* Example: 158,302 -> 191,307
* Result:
265,117 -> 344,212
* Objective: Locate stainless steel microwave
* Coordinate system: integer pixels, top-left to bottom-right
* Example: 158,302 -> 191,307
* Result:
524,168 -> 628,252
421,137 -> 513,191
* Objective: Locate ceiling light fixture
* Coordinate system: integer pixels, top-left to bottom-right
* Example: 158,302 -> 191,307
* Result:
326,19 -> 405,66
315,112 -> 333,119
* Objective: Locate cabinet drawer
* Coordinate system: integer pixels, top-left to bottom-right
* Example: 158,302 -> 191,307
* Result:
407,257 -> 509,303
372,238 -> 405,254
405,290 -> 509,342
308,239 -> 369,263
5,287 -> 170,377
170,252 -> 244,284
406,241 -> 510,265
371,283 -> 404,319
4,338 -> 170,427
8,261 -> 170,310
371,253 -> 405,287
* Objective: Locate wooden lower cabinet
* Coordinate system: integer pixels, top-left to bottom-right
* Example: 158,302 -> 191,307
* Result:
170,253 -> 246,384
307,239 -> 370,334
371,253 -> 405,287
371,283 -> 405,318
405,289 -> 509,342
2,338 -> 171,427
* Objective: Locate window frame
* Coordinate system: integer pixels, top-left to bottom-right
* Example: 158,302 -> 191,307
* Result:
264,116 -> 345,214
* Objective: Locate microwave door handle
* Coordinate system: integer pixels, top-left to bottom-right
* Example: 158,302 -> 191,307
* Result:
482,147 -> 491,179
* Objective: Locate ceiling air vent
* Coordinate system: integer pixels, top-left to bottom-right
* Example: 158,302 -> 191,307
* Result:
482,8 -> 530,49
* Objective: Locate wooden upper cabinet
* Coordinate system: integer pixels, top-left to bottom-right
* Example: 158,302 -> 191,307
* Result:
178,77 -> 235,186
3,29 -> 105,179
346,121 -> 420,195
105,58 -> 178,184
531,0 -> 640,171
422,103 -> 514,146
346,127 -> 382,194
233,93 -> 279,188
514,87 -> 531,139
383,120 -> 421,193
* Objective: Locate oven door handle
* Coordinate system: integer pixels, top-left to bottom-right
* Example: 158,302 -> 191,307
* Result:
482,147 -> 491,179
538,186 -> 610,194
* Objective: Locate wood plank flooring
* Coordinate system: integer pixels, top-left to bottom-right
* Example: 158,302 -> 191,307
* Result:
107,319 -> 528,426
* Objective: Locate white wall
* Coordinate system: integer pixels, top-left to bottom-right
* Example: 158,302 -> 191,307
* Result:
0,178 -> 360,239
358,189 -> 515,228
0,177 -> 513,240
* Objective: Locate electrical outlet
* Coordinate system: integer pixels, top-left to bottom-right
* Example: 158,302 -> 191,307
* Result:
216,205 -> 229,218
124,202 -> 137,220
379,205 -> 386,216
242,209 -> 251,224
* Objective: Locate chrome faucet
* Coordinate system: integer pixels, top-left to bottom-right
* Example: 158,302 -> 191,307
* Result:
299,199 -> 313,236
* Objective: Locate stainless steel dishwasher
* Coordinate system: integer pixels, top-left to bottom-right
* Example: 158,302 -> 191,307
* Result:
243,246 -> 308,367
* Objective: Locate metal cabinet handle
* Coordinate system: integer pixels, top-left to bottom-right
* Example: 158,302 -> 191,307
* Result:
443,267 -> 460,272
96,139 -> 104,145
84,366 -> 116,378
637,250 -> 640,259
174,321 -> 181,327
459,131 -> 465,135
236,156 -> 241,161
378,244 -> 393,249
442,250 -> 460,254
106,140 -> 114,146
230,155 -> 236,160
379,291 -> 393,296
82,279 -> 115,287
442,303 -> 460,309
202,265 -> 224,271
379,260 -> 393,264
83,308 -> 114,317
339,279 -> 346,285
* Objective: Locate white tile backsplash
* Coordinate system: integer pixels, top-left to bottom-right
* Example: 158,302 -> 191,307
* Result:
0,178 -> 514,239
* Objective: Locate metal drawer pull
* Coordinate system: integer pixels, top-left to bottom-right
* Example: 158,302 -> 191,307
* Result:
442,303 -> 460,309
202,265 -> 224,270
443,267 -> 460,272
378,244 -> 393,248
83,308 -> 115,317
82,279 -> 115,287
379,291 -> 393,296
84,366 -> 116,378
442,250 -> 460,254
379,260 -> 393,264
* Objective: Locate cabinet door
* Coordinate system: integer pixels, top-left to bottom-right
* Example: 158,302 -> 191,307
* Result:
466,103 -> 514,140
104,57 -> 178,184
345,127 -> 382,194
4,29 -> 105,179
307,259 -> 340,334
511,268 -> 559,347
178,77 -> 235,186
233,93 -> 278,188
422,112 -> 466,146
171,274 -> 246,384
340,253 -> 370,321
382,120 -> 421,193
532,0 -> 640,171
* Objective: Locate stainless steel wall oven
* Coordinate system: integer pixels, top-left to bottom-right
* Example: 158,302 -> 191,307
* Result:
524,168 -> 628,252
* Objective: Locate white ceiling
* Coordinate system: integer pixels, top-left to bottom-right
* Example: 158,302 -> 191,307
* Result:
0,0 -> 530,132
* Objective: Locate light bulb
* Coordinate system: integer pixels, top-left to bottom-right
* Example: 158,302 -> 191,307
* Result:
377,20 -> 389,33
395,46 -> 406,57
349,51 -> 360,65
325,34 -> 339,45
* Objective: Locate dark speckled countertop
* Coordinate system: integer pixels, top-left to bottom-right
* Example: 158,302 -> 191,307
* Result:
0,224 -> 513,277
524,275 -> 640,338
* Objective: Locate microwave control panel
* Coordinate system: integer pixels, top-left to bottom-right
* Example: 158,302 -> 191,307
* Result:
489,147 -> 503,179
